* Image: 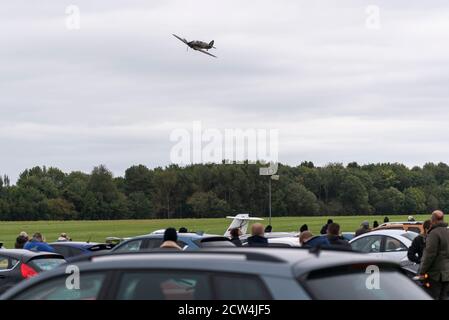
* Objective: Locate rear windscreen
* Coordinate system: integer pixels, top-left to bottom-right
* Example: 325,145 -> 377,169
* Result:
29,258 -> 65,272
198,240 -> 236,248
304,266 -> 430,300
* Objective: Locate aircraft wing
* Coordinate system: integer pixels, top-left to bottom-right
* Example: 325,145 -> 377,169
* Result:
197,48 -> 217,58
172,34 -> 188,45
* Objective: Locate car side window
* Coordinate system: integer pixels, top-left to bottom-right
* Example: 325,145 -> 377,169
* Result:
213,274 -> 272,300
114,239 -> 144,252
351,235 -> 382,253
13,273 -> 106,300
384,237 -> 407,252
0,256 -> 18,270
147,239 -> 164,249
116,271 -> 212,300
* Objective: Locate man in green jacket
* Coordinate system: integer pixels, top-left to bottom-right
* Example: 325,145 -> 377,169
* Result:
419,210 -> 449,300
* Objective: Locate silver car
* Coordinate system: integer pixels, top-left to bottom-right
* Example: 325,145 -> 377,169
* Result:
350,229 -> 418,262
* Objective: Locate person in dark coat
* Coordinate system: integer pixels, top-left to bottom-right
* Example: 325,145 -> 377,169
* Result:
326,223 -> 351,250
419,211 -> 449,299
264,225 -> 272,233
383,216 -> 390,223
355,221 -> 370,237
407,220 -> 431,264
373,220 -> 379,229
299,231 -> 330,247
247,223 -> 268,247
299,224 -> 308,233
320,219 -> 333,235
178,227 -> 188,233
229,228 -> 242,247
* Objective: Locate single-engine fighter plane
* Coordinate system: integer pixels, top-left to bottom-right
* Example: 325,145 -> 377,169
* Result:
172,34 -> 217,58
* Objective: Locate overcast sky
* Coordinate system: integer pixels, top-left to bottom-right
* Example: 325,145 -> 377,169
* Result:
1,0 -> 449,182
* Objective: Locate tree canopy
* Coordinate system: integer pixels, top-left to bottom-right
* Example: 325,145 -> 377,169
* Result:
1,161 -> 449,220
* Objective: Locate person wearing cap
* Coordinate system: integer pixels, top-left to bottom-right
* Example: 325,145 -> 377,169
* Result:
408,215 -> 416,222
160,228 -> 182,250
355,221 -> 370,237
57,233 -> 70,241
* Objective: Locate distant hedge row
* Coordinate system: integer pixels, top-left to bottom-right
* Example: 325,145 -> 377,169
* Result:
1,161 -> 448,220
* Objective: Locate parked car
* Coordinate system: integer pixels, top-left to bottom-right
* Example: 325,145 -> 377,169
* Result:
0,249 -> 65,294
349,230 -> 418,262
373,221 -> 424,234
49,242 -> 114,262
111,232 -> 236,252
0,247 -> 431,300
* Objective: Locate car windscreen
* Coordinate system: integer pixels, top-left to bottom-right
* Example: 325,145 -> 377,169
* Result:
28,257 -> 66,272
401,232 -> 419,241
304,266 -> 430,300
196,237 -> 236,248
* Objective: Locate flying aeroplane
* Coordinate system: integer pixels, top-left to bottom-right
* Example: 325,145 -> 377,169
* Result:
172,34 -> 217,58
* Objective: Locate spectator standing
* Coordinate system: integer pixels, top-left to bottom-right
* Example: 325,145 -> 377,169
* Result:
407,220 -> 431,264
229,228 -> 242,247
247,223 -> 268,247
355,221 -> 370,237
326,223 -> 351,250
320,219 -> 333,235
419,210 -> 449,300
24,233 -> 55,253
160,228 -> 182,250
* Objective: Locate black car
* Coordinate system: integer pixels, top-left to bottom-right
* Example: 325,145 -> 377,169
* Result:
0,249 -> 65,294
49,242 -> 113,262
0,247 -> 431,300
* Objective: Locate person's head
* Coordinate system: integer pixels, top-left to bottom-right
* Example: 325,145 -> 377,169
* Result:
384,216 -> 389,223
178,227 -> 188,233
299,224 -> 308,233
32,232 -> 43,242
19,231 -> 29,239
327,223 -> 340,236
361,221 -> 369,229
327,219 -> 333,225
251,223 -> 265,237
163,228 -> 178,242
373,221 -> 379,228
58,233 -> 69,241
264,225 -> 272,233
299,231 -> 313,245
423,219 -> 432,235
431,210 -> 444,225
15,235 -> 28,249
230,228 -> 241,238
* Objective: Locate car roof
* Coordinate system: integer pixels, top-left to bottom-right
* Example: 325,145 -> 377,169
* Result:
365,229 -> 413,236
49,241 -> 100,248
126,233 -> 221,241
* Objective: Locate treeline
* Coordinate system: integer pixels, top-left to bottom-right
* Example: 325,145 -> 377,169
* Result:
1,161 -> 449,221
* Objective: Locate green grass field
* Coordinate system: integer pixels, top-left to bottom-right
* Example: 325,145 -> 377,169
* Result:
0,214 -> 431,248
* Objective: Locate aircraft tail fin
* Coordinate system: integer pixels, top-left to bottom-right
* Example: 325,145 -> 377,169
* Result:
209,40 -> 215,48
224,214 -> 264,237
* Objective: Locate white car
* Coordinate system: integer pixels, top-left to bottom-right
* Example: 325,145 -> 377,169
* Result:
349,229 -> 418,262
268,236 -> 301,247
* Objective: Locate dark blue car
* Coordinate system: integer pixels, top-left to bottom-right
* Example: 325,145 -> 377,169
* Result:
111,232 -> 235,253
48,242 -> 113,261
